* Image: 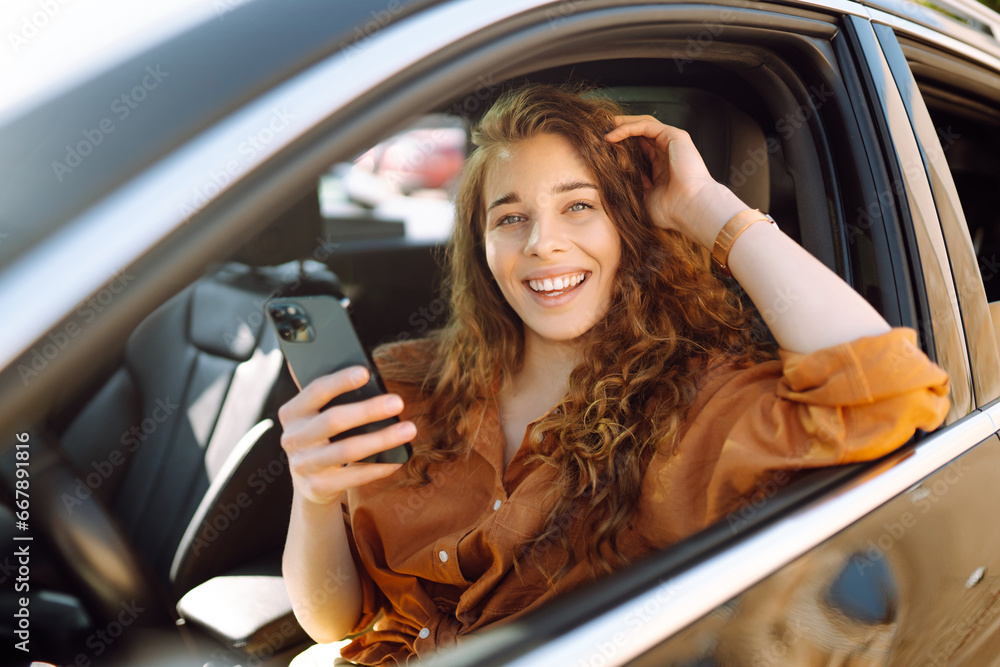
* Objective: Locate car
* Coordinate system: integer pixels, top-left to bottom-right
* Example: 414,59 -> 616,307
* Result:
2,0 -> 1000,664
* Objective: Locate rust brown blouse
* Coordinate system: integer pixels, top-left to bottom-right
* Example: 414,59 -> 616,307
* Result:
337,328 -> 950,666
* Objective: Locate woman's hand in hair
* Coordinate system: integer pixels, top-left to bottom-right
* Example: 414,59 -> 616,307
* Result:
605,115 -> 747,249
607,114 -> 890,351
277,365 -> 415,505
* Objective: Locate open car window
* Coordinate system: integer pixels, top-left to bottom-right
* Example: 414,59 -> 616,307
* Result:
320,113 -> 467,244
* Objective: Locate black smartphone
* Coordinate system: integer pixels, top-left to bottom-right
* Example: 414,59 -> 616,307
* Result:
265,295 -> 411,464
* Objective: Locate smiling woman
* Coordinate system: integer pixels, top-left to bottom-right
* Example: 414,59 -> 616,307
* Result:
277,84 -> 951,666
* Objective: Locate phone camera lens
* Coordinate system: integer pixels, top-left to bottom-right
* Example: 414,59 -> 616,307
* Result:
269,307 -> 285,321
279,328 -> 292,341
290,317 -> 305,330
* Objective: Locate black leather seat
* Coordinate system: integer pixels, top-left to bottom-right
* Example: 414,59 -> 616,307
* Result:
51,190 -> 340,656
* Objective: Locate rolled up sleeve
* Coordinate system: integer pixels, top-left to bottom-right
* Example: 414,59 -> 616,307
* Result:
776,327 -> 951,458
636,328 -> 950,548
707,327 -> 949,519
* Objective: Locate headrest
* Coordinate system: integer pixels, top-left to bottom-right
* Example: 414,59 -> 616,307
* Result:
189,261 -> 344,361
598,87 -> 770,212
189,279 -> 269,361
227,189 -> 325,267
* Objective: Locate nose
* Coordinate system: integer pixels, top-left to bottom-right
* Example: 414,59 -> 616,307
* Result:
523,214 -> 570,258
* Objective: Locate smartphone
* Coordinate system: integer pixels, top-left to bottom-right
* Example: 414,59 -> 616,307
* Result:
265,295 -> 411,464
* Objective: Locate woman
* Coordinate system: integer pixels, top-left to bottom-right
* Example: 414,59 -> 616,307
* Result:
279,84 -> 949,665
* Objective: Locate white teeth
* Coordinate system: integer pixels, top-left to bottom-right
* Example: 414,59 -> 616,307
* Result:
527,272 -> 586,294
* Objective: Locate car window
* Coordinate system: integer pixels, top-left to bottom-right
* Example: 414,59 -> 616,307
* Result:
319,113 -> 467,244
391,11 -> 953,667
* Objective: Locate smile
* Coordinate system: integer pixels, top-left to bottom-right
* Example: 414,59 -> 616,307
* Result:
525,271 -> 588,296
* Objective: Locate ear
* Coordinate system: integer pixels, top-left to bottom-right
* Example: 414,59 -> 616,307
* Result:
641,171 -> 653,191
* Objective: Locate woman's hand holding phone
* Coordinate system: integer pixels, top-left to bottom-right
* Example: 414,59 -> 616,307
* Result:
277,365 -> 417,505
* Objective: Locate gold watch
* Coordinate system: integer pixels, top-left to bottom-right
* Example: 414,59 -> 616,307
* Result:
711,208 -> 777,277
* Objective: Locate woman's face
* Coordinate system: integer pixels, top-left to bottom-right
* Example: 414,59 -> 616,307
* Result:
483,132 -> 622,345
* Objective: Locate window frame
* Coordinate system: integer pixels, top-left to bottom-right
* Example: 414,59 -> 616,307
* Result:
883,26 -> 1000,406
842,13 -> 974,422
414,5 -> 991,666
876,22 -> 1000,405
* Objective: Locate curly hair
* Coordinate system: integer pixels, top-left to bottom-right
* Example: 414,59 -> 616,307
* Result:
375,83 -> 773,584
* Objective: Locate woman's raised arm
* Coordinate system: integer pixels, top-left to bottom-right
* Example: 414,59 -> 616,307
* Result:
606,115 -> 890,354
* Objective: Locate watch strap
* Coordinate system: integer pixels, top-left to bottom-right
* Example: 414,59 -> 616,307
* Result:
711,208 -> 776,277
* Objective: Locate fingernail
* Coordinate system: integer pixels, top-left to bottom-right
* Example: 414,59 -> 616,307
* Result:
352,368 -> 368,383
398,421 -> 416,438
385,395 -> 403,411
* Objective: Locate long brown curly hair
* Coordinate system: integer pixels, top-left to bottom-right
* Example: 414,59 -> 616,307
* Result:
376,83 -> 773,583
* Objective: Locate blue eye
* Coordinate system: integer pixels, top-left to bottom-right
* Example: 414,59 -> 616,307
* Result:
496,214 -> 524,226
569,202 -> 593,212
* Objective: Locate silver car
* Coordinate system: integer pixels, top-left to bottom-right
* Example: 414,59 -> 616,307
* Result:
2,0 -> 1000,664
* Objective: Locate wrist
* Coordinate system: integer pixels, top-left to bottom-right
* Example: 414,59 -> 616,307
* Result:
687,185 -> 747,249
711,208 -> 778,277
294,485 -> 346,512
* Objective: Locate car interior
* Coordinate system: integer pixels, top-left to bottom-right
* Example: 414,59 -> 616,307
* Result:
0,44 -> 922,666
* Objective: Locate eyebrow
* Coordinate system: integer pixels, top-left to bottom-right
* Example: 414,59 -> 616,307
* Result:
486,180 -> 599,213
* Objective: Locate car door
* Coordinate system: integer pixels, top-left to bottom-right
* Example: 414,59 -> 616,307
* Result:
421,3 -> 1000,666
4,0 -> 999,664
872,7 -> 1000,662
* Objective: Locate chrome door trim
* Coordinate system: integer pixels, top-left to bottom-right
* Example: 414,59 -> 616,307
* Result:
860,1 -> 1000,64
866,6 -> 1000,71
495,411 -> 997,667
776,0 -> 869,16
0,0 -> 560,375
